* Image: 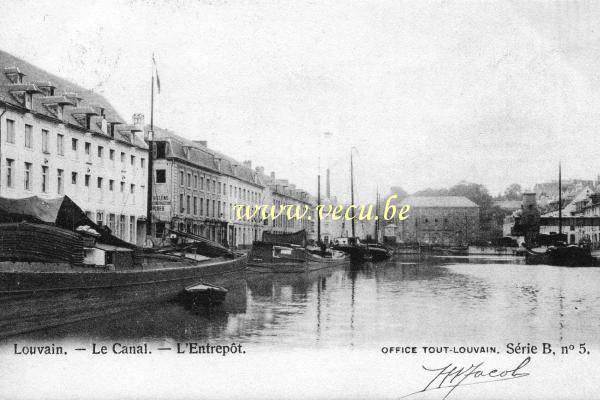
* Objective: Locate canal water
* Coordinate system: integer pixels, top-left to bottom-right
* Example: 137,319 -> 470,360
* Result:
14,255 -> 600,349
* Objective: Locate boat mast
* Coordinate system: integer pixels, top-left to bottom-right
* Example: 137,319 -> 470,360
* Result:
374,190 -> 379,243
350,149 -> 355,238
146,72 -> 154,237
317,174 -> 321,244
558,161 -> 562,236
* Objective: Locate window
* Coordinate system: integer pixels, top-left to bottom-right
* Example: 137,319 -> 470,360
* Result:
41,166 -> 48,192
179,171 -> 184,186
120,152 -> 125,163
84,174 -> 90,187
187,173 -> 191,187
156,169 -> 166,183
200,177 -> 204,190
42,130 -> 49,153
193,197 -> 197,215
194,175 -> 198,189
186,195 -> 191,214
200,198 -> 204,215
57,169 -> 64,194
6,120 -> 15,143
180,193 -> 184,213
25,93 -> 32,109
155,142 -> 166,159
213,180 -> 216,193
129,216 -> 135,243
120,181 -> 125,192
72,138 -> 78,152
24,125 -> 32,148
109,214 -> 116,232
109,179 -> 114,191
130,155 -> 135,165
97,177 -> 103,189
98,146 -> 103,158
155,222 -> 166,238
24,163 -> 31,190
57,134 -> 64,155
141,158 -> 145,169
206,199 -> 210,216
85,142 -> 91,155
6,159 -> 13,187
218,182 -> 221,194
109,149 -> 115,160
130,183 -> 135,194
96,212 -> 104,227
71,172 -> 77,185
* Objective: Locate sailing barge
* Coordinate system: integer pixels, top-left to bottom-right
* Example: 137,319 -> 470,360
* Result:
0,195 -> 246,337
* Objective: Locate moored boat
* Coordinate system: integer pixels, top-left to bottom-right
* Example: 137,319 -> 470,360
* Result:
525,245 -> 596,267
178,282 -> 228,306
248,241 -> 350,273
0,196 -> 246,338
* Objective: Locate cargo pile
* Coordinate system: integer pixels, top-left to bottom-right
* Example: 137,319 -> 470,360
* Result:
0,222 -> 84,265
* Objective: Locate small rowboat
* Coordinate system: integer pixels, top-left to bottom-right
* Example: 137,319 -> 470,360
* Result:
179,283 -> 228,306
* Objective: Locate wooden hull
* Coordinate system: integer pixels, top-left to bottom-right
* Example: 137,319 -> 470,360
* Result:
525,247 -> 596,267
0,256 -> 247,338
247,256 -> 350,273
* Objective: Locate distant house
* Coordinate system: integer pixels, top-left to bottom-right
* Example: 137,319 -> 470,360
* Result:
391,196 -> 480,245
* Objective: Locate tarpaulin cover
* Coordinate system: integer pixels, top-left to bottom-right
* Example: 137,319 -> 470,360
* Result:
261,229 -> 307,247
0,195 -> 136,249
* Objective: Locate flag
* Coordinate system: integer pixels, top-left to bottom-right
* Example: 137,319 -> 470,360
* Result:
152,54 -> 161,94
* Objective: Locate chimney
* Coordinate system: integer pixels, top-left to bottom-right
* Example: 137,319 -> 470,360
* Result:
270,171 -> 276,179
243,160 -> 252,169
522,192 -> 537,210
132,113 -> 144,128
326,168 -> 331,199
193,140 -> 207,148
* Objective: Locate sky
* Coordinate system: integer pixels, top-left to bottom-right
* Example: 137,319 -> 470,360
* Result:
1,0 -> 600,203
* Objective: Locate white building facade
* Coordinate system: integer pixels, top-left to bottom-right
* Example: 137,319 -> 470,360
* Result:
0,54 -> 148,245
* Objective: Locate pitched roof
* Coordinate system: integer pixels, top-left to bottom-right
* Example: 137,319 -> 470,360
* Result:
149,125 -> 264,187
402,196 -> 479,208
0,50 -> 144,149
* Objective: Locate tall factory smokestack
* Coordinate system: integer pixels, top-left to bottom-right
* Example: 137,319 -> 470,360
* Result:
326,168 -> 331,199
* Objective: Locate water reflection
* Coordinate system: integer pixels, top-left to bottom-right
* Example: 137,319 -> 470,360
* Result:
10,255 -> 600,349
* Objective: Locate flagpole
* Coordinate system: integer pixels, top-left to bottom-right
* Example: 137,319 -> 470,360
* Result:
146,69 -> 154,238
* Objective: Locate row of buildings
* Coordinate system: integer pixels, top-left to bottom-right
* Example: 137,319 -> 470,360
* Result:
504,185 -> 600,247
0,50 -> 328,248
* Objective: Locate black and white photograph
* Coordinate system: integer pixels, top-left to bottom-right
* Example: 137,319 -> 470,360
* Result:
1,1 -> 600,399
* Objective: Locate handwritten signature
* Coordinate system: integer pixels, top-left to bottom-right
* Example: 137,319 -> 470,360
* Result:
400,356 -> 531,399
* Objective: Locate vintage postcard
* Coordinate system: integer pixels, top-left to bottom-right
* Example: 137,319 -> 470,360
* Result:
0,1 -> 598,399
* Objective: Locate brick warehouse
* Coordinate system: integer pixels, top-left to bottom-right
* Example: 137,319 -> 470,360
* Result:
389,196 -> 480,245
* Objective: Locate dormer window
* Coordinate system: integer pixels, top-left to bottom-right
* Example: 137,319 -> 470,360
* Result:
70,106 -> 98,130
40,96 -> 72,120
24,93 -> 32,109
33,81 -> 56,96
8,84 -> 41,109
4,67 -> 25,84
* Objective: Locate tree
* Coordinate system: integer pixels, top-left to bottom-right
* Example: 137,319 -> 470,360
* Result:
503,183 -> 522,200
